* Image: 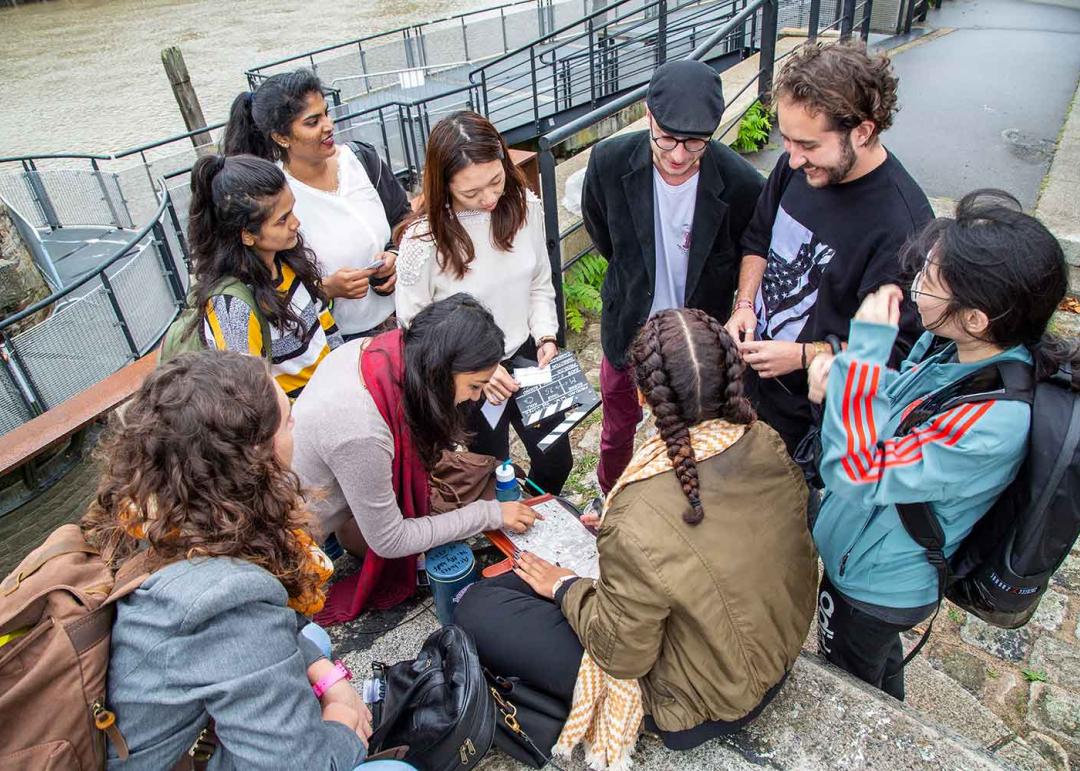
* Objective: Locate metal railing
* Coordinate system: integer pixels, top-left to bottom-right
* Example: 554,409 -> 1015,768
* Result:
534,0 -> 874,339
244,0 -> 586,101
470,0 -> 748,136
0,186 -> 187,436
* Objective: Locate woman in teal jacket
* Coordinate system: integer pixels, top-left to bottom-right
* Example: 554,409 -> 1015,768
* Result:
807,189 -> 1074,699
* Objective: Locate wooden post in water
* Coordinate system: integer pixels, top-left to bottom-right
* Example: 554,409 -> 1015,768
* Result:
161,46 -> 214,154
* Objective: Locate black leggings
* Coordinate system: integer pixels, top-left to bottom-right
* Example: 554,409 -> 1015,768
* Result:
465,342 -> 573,496
817,575 -> 913,700
454,573 -> 788,750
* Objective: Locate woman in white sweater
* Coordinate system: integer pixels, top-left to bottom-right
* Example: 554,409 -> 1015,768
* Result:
395,111 -> 573,495
224,70 -> 412,340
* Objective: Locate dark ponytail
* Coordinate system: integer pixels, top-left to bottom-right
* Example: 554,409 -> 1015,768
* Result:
186,153 -> 326,340
221,70 -> 325,162
901,188 -> 1078,386
629,309 -> 755,525
222,91 -> 276,159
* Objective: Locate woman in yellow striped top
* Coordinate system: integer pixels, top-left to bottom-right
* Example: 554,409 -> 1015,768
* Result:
189,154 -> 342,398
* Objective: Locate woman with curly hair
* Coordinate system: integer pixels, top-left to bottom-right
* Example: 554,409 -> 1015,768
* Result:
455,309 -> 817,764
81,350 -> 387,769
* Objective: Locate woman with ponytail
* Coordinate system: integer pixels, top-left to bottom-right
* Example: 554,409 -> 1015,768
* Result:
806,189 -> 1074,701
186,153 -> 342,398
455,309 -> 817,761
224,70 -> 410,340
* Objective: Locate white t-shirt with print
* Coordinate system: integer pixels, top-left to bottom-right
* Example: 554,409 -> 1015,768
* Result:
649,167 -> 699,317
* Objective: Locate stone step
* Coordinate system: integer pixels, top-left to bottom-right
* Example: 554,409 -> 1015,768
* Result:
473,651 -> 1051,770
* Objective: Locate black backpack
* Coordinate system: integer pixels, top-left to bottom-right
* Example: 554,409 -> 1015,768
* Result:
366,625 -> 496,771
893,357 -> 1080,662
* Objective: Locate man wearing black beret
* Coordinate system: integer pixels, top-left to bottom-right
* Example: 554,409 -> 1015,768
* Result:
582,59 -> 764,495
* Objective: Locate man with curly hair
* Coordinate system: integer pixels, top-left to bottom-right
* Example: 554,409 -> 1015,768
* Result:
726,42 -> 933,454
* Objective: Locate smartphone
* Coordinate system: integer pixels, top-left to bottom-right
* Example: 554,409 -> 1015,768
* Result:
366,259 -> 385,272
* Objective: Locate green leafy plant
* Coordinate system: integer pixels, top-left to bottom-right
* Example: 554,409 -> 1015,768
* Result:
731,100 -> 774,154
563,252 -> 607,333
947,607 -> 964,624
986,667 -> 1000,679
1021,669 -> 1048,683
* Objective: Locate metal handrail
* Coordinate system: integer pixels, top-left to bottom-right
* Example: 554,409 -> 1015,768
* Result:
244,0 -> 544,80
472,0 -> 718,82
0,192 -> 172,333
0,152 -> 113,164
540,0 -> 763,147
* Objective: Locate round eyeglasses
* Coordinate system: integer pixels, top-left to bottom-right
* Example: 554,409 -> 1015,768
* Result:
650,133 -> 708,153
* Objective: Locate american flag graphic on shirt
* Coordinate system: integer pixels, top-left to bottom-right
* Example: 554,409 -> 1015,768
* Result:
755,205 -> 836,342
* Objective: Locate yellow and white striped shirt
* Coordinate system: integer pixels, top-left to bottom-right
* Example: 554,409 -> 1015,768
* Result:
204,261 -> 342,398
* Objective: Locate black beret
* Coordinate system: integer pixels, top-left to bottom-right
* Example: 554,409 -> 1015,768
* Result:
645,60 -> 726,137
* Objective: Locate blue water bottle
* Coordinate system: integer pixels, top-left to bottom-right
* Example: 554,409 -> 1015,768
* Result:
425,542 -> 479,625
495,460 -> 521,502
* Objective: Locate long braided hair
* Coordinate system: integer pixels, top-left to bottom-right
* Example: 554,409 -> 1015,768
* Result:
629,309 -> 755,525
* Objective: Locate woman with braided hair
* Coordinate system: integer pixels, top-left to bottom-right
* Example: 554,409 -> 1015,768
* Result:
456,309 -> 817,763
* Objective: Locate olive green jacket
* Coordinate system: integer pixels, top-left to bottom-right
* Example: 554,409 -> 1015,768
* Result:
560,421 -> 817,731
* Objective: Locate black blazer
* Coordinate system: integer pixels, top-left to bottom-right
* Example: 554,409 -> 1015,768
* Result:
581,132 -> 764,367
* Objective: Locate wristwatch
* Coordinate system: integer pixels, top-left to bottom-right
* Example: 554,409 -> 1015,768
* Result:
312,659 -> 353,699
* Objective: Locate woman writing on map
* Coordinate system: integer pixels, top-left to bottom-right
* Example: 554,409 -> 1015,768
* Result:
394,111 -> 573,496
456,309 -> 817,765
290,294 -> 539,624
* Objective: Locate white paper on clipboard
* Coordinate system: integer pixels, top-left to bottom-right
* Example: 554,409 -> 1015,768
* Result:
502,497 -> 599,578
481,399 -> 508,429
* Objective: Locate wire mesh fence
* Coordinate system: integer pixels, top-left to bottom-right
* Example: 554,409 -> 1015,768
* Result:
0,366 -> 33,437
107,239 -> 181,352
8,283 -> 134,412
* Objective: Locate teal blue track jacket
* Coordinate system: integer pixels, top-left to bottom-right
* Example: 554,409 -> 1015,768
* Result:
813,320 -> 1032,610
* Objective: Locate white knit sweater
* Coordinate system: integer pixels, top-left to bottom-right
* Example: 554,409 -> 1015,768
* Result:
394,193 -> 558,357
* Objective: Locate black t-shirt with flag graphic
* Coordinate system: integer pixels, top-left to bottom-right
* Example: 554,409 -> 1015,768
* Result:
739,150 -> 933,452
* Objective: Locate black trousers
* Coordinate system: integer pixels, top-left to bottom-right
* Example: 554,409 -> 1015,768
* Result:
817,574 -> 912,701
465,342 -> 573,496
743,367 -> 813,456
455,573 -> 788,751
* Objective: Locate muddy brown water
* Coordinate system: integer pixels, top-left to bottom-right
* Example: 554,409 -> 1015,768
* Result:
0,0 -> 495,159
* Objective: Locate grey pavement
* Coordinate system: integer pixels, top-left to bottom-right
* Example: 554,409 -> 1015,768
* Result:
746,0 -> 1080,210
886,0 -> 1080,209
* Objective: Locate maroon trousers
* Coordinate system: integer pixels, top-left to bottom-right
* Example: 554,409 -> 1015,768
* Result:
597,356 -> 643,494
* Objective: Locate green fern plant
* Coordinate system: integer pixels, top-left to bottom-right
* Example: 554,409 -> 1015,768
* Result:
732,100 -> 774,154
562,252 -> 607,333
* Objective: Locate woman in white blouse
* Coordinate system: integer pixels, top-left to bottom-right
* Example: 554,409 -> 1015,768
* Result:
395,111 -> 573,495
224,70 -> 412,340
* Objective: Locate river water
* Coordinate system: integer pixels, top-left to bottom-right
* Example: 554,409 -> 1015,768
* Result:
0,0 -> 495,159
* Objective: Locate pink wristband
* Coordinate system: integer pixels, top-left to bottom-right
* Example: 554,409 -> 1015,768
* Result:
312,659 -> 353,699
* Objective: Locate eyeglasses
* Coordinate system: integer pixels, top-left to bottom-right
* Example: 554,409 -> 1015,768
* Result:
650,133 -> 708,153
910,268 -> 951,303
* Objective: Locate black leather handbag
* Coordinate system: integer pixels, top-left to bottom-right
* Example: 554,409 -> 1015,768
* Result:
367,625 -> 496,771
486,671 -> 568,769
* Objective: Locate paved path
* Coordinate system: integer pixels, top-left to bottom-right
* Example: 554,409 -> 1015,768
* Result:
746,0 -> 1080,209
886,0 -> 1080,208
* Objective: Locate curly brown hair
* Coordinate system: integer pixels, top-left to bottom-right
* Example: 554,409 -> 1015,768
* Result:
80,350 -> 319,600
629,309 -> 755,525
774,41 -> 898,139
